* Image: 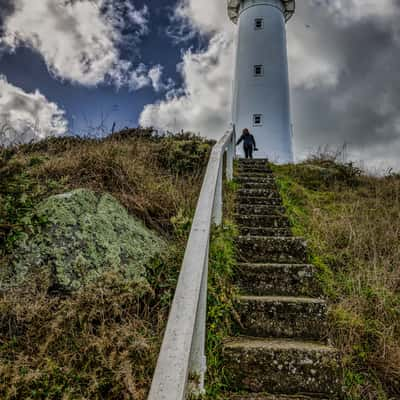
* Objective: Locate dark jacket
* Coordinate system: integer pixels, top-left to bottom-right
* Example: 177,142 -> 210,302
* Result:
237,133 -> 256,148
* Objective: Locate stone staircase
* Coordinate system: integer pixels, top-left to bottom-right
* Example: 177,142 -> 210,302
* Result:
223,159 -> 341,400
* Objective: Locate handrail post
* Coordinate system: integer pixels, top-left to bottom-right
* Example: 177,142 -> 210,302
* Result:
188,241 -> 209,395
226,136 -> 234,181
212,160 -> 223,225
233,124 -> 237,161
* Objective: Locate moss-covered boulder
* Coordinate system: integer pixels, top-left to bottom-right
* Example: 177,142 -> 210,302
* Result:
2,189 -> 165,292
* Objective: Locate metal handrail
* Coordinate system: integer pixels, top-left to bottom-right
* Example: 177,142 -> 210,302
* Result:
148,128 -> 236,400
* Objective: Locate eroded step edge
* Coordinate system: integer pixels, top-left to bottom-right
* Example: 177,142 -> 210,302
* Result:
235,263 -> 322,297
223,337 -> 341,395
236,296 -> 328,340
236,236 -> 307,264
239,227 -> 292,237
228,394 -> 330,400
237,196 -> 284,206
234,215 -> 291,228
236,204 -> 286,214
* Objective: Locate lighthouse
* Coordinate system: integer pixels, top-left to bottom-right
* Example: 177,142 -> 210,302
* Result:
228,0 -> 295,163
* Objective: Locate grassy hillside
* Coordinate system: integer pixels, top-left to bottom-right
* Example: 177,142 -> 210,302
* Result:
2,134 -> 400,399
0,129 -> 213,400
273,157 -> 400,399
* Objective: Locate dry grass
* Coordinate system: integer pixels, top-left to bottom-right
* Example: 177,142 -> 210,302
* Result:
13,129 -> 212,234
0,129 -> 212,399
0,273 -> 158,399
273,157 -> 400,399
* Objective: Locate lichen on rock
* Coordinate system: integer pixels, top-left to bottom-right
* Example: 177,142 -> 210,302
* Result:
2,189 -> 165,292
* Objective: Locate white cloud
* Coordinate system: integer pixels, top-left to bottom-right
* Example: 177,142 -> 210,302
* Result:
148,65 -> 175,93
140,34 -> 233,137
287,18 -> 341,89
140,0 -> 345,136
171,0 -> 233,35
140,0 -> 400,172
323,0 -> 397,23
140,0 -> 236,136
0,76 -> 68,146
0,0 -> 161,90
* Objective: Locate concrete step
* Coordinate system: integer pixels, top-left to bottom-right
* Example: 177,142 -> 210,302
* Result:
235,173 -> 275,180
237,160 -> 270,166
237,165 -> 273,172
236,170 -> 273,176
236,236 -> 307,264
223,337 -> 341,395
234,214 -> 290,228
238,158 -> 270,163
235,263 -> 322,297
229,396 -> 328,399
234,215 -> 291,229
238,189 -> 281,199
236,296 -> 328,340
236,176 -> 276,184
240,182 -> 278,190
237,197 -> 283,207
239,227 -> 292,237
236,204 -> 286,215
237,196 -> 284,206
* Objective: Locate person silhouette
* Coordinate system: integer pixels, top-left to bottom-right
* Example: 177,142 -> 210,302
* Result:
236,128 -> 258,159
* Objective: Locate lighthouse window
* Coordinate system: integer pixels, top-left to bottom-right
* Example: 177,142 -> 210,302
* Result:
255,18 -> 264,30
253,114 -> 263,126
254,65 -> 264,77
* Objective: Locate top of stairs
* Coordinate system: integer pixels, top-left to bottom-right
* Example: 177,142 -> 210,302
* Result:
229,395 -> 330,400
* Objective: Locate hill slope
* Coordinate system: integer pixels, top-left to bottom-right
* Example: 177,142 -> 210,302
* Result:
273,158 -> 400,399
2,134 -> 399,399
0,129 -> 212,400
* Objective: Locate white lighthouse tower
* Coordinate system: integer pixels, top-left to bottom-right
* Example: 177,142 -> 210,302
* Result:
228,0 -> 295,163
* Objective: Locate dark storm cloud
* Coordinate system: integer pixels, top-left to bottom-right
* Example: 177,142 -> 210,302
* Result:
0,0 -> 14,52
290,1 -> 400,167
0,0 -> 14,23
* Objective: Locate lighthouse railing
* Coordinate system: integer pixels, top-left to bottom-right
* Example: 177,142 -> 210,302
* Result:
147,127 -> 236,400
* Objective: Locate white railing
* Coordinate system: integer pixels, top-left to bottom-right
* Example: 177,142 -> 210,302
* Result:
148,128 -> 236,400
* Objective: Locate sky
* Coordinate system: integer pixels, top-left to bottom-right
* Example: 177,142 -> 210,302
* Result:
0,0 -> 399,171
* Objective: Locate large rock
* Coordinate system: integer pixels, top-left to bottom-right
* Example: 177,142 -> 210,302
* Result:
2,189 -> 165,292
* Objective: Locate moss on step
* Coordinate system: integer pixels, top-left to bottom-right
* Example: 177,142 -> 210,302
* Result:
223,337 -> 341,395
230,394 -> 329,399
235,263 -> 322,298
236,295 -> 328,340
236,236 -> 308,264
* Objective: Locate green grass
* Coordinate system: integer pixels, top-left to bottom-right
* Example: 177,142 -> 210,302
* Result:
272,158 -> 400,400
205,181 -> 238,399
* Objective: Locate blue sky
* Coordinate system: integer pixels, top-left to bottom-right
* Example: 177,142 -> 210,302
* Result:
1,0 -> 400,170
0,0 -> 195,135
